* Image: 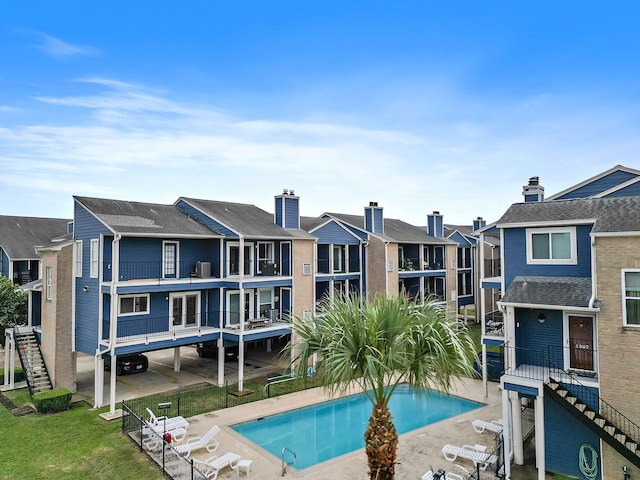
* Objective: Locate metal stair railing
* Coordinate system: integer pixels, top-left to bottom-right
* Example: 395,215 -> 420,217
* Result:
13,326 -> 52,396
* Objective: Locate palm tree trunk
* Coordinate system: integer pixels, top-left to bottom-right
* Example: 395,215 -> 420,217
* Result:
364,402 -> 398,480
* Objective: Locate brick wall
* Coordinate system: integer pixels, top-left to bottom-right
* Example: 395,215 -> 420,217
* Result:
365,237 -> 388,298
292,239 -> 314,318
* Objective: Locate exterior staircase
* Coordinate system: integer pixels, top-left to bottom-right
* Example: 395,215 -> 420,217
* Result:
545,378 -> 640,468
14,328 -> 53,396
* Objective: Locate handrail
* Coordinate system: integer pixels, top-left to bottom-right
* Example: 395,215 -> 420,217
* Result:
281,447 -> 296,476
263,372 -> 296,396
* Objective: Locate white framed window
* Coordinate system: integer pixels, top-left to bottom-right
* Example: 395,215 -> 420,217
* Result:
227,242 -> 254,276
257,242 -> 274,273
170,291 -> 200,329
526,227 -> 577,265
332,245 -> 344,273
258,288 -> 273,317
623,270 -> 640,326
90,239 -> 99,278
45,266 -> 52,301
163,241 -> 179,278
119,294 -> 149,316
74,240 -> 83,277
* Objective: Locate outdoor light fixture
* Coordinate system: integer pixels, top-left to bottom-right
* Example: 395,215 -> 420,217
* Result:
537,313 -> 546,323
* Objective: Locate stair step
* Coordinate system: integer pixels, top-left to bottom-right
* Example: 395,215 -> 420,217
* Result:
558,390 -> 568,398
548,382 -> 559,391
616,433 -> 628,444
576,403 -> 587,412
585,411 -> 596,420
567,396 -> 577,405
605,426 -> 616,435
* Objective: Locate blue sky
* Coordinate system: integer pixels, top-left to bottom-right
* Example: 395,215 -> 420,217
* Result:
2,2 -> 640,225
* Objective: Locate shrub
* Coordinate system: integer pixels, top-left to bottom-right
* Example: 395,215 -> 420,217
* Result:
33,388 -> 72,413
0,368 -> 25,384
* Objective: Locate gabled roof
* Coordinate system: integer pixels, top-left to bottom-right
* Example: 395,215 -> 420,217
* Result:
299,216 -> 328,232
444,224 -> 474,237
179,197 -> 315,240
546,164 -> 640,201
496,196 -> 640,234
501,276 -> 592,308
74,196 -> 221,237
324,212 -> 456,245
0,216 -> 70,259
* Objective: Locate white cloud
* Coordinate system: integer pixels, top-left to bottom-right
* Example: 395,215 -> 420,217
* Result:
33,33 -> 99,59
2,78 -> 640,224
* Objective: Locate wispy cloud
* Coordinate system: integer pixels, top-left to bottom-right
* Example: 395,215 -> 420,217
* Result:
33,33 -> 99,59
2,78 -> 640,223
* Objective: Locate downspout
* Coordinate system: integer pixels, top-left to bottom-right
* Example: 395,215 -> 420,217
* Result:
384,241 -> 390,295
238,235 -> 245,392
588,235 -> 598,309
361,240 -> 368,304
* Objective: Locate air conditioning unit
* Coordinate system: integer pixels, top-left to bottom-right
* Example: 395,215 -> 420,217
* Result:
260,261 -> 278,276
195,261 -> 211,278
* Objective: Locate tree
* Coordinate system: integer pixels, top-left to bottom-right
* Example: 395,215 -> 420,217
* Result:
288,294 -> 477,480
0,276 -> 28,328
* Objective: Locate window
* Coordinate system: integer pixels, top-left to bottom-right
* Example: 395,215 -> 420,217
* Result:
119,294 -> 149,315
623,271 -> 640,326
257,242 -> 274,273
163,241 -> 179,278
526,227 -> 576,264
74,240 -> 83,277
228,242 -> 254,276
258,289 -> 273,318
90,239 -> 99,278
170,292 -> 199,329
45,267 -> 52,301
332,245 -> 344,272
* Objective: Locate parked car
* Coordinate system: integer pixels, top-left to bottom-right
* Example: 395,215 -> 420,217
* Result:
104,353 -> 149,376
196,341 -> 239,360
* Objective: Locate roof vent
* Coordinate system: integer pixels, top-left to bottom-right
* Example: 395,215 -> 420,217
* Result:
369,201 -> 378,207
529,176 -> 540,186
289,189 -> 295,196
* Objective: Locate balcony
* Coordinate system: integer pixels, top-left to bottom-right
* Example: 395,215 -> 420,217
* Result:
116,261 -> 219,282
316,259 -> 360,275
399,257 -> 420,272
106,311 -> 219,343
224,308 -> 291,331
484,258 -> 501,278
503,345 -> 598,383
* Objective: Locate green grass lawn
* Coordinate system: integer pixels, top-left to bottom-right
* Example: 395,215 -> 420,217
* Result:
0,390 -> 162,480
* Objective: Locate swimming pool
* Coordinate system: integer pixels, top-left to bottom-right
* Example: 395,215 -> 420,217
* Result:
231,385 -> 483,469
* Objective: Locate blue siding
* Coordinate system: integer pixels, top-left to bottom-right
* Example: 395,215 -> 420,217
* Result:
74,201 -> 111,355
342,223 -> 368,240
281,242 -> 291,276
313,221 -> 360,245
555,170 -> 638,200
503,225 -> 592,288
427,214 -> 444,237
448,231 -> 472,247
364,207 -> 383,234
284,197 -> 299,229
102,294 -> 110,341
515,309 -> 563,366
275,197 -> 283,227
103,236 -> 113,282
175,199 -> 237,237
602,180 -> 640,197
544,395 -> 601,479
31,291 -> 41,326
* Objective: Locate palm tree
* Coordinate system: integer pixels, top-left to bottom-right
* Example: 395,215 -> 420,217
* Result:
288,294 -> 477,480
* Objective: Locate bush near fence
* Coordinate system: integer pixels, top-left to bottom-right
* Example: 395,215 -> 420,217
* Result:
0,368 -> 25,384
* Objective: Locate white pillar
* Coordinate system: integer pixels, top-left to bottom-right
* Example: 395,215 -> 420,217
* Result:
3,333 -> 9,387
502,387 -> 512,480
482,344 -> 488,397
238,339 -> 245,391
267,339 -> 272,353
511,392 -> 524,465
217,337 -> 224,387
9,334 -> 15,389
173,347 -> 181,372
94,355 -> 104,408
535,394 -> 546,480
109,352 -> 117,414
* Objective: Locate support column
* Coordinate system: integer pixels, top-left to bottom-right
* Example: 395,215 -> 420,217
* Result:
238,339 -> 245,391
511,392 -> 524,465
267,339 -> 272,353
94,355 -> 104,408
109,352 -> 117,414
535,394 -> 546,480
173,347 -> 181,372
482,344 -> 488,397
217,337 -> 224,387
502,387 -> 512,480
7,333 -> 16,388
3,334 -> 9,387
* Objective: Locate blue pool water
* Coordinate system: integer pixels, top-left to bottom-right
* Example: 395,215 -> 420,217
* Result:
232,385 -> 483,469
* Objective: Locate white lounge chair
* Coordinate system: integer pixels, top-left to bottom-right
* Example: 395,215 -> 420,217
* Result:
174,425 -> 221,458
442,444 -> 497,470
472,419 -> 503,434
144,421 -> 188,442
192,452 -> 241,479
146,407 -> 190,431
422,464 -> 469,480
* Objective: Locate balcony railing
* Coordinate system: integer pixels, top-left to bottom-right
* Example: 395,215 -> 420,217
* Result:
116,261 -> 219,282
485,310 -> 504,337
503,345 -> 597,381
316,259 -> 360,275
399,258 -> 421,272
224,308 -> 291,330
103,311 -> 219,343
484,258 -> 501,278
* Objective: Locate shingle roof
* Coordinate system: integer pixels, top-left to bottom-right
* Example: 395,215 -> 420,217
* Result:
497,196 -> 640,233
74,197 -> 220,237
501,276 -> 592,308
300,216 -> 329,231
180,197 -> 316,239
0,216 -> 70,259
325,212 -> 456,245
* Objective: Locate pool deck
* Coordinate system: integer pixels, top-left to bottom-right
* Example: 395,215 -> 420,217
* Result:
176,378 -> 546,479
